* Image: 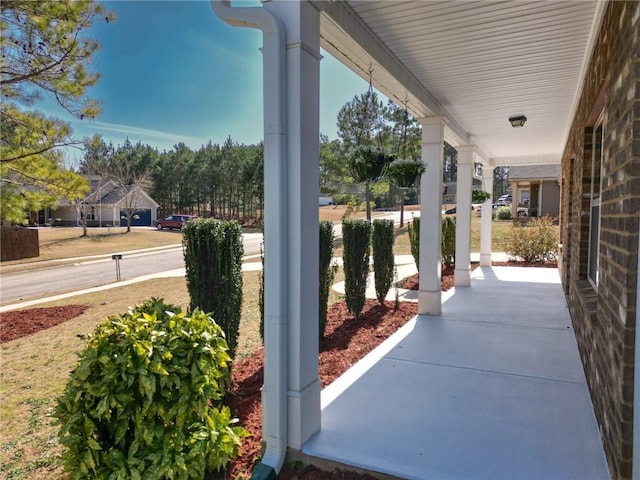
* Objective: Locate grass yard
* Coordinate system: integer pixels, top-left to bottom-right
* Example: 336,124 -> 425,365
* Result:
0,271 -> 261,480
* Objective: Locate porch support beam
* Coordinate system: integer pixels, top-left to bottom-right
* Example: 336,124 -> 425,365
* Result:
480,166 -> 494,267
264,0 -> 322,451
511,180 -> 519,219
455,146 -> 474,286
418,117 -> 445,315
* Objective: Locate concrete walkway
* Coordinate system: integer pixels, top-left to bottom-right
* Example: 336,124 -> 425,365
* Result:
303,266 -> 611,480
332,253 -> 511,303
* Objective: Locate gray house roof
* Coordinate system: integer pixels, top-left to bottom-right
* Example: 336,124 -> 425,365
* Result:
508,164 -> 561,181
84,181 -> 130,204
83,180 -> 159,208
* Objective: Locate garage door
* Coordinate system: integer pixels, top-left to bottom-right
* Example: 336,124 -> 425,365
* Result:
120,209 -> 152,226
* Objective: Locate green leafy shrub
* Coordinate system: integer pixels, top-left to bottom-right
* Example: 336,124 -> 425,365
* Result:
441,216 -> 456,267
183,218 -> 243,357
55,298 -> 247,480
408,216 -> 419,269
507,216 -> 558,263
342,219 -> 371,320
496,206 -> 512,220
372,219 -> 395,304
472,190 -> 491,203
319,221 -> 338,338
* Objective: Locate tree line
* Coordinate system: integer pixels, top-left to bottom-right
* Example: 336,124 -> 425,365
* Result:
81,135 -> 264,223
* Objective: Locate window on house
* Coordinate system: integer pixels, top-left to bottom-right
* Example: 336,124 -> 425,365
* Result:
588,122 -> 603,287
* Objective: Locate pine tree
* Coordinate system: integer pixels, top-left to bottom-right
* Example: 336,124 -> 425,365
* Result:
0,1 -> 114,223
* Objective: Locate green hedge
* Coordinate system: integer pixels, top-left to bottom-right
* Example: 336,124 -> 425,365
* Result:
183,218 -> 244,357
342,219 -> 371,320
319,221 -> 337,338
408,216 -> 456,268
372,219 -> 395,304
441,216 -> 456,267
408,217 -> 419,270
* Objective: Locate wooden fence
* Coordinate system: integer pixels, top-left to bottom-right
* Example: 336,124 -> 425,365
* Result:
1,227 -> 39,261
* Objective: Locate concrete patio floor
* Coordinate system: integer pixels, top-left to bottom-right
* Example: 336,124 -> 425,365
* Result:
302,266 -> 611,480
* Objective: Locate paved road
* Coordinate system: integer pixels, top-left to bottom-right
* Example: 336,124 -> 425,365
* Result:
0,232 -> 264,305
0,213 -> 411,306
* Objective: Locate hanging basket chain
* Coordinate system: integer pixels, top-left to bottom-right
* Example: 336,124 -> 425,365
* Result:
355,65 -> 374,146
387,96 -> 425,188
348,63 -> 394,184
401,96 -> 409,158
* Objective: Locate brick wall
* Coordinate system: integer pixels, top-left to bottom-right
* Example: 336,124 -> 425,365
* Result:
560,2 -> 640,479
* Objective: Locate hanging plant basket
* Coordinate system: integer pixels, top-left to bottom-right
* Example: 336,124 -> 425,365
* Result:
387,158 -> 426,188
348,145 -> 394,183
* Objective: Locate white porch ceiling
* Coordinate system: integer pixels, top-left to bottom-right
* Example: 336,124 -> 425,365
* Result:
318,0 -> 606,166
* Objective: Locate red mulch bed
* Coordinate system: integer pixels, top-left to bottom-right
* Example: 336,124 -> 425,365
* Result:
0,261 -> 555,479
0,305 -> 88,343
225,299 -> 418,479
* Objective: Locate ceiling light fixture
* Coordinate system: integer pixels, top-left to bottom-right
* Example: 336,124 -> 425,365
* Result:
509,115 -> 527,128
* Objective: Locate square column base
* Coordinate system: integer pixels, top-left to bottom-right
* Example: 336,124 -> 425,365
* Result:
480,253 -> 492,267
454,268 -> 471,287
288,378 -> 321,449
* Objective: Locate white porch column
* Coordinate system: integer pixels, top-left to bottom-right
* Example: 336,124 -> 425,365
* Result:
455,146 -> 474,286
418,117 -> 445,315
264,0 -> 321,450
480,166 -> 494,267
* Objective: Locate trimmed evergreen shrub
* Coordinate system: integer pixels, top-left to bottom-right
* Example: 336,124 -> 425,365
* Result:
319,221 -> 337,338
55,298 -> 247,480
507,216 -> 558,263
441,216 -> 456,267
372,219 -> 395,304
408,217 -> 456,268
342,219 -> 371,320
408,216 -> 420,269
183,218 -> 244,357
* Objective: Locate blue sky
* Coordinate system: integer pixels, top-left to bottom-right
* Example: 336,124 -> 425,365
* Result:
49,1 -> 373,160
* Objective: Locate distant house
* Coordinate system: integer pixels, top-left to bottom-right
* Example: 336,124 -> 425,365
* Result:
53,179 -> 159,227
442,177 -> 483,205
508,164 -> 561,217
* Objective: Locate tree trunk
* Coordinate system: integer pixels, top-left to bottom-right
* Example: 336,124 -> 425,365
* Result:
365,182 -> 372,221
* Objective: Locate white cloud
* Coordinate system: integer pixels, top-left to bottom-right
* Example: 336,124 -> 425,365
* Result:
71,119 -> 206,151
91,120 -> 202,144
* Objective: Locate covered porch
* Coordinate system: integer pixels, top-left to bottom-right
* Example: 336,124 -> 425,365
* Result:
210,1 -> 615,478
302,266 -> 609,479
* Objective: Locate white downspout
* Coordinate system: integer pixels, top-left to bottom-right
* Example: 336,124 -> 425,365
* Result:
211,1 -> 288,477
